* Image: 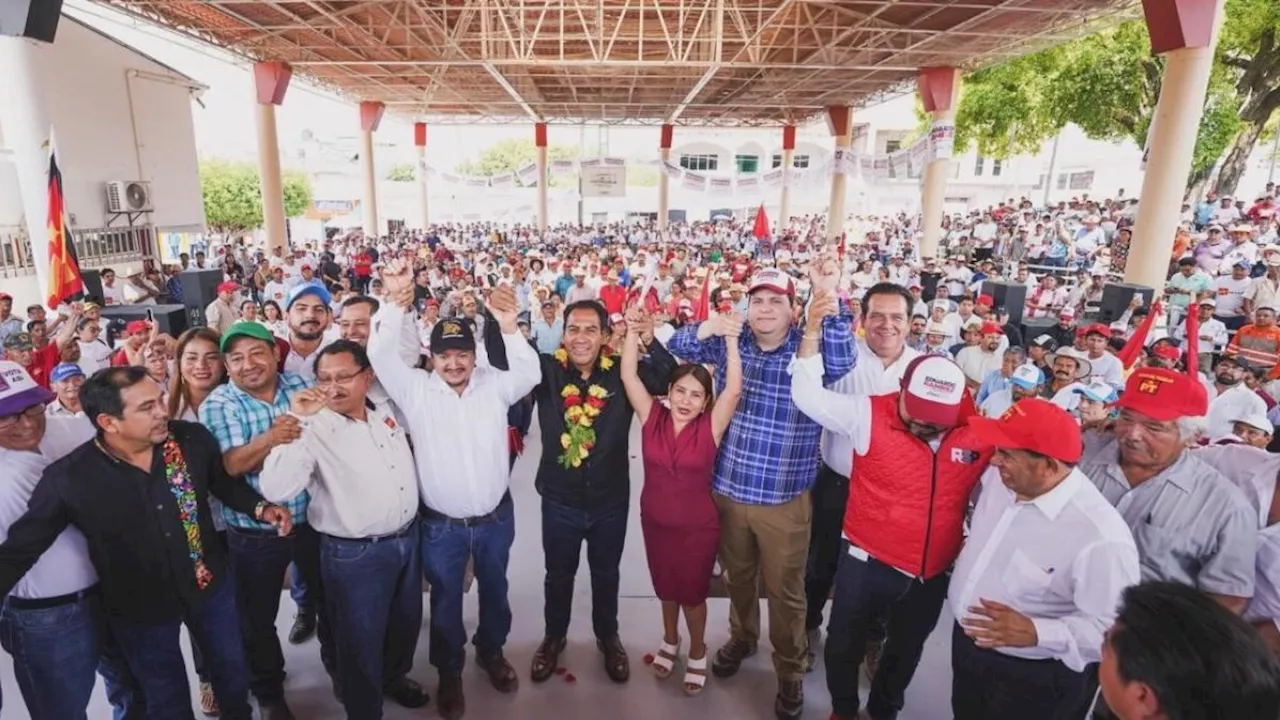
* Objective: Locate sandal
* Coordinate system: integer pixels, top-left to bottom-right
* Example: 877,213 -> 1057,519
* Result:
652,637 -> 681,679
199,681 -> 220,716
683,652 -> 709,696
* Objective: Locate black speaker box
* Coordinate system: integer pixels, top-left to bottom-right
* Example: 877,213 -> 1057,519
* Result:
0,0 -> 64,42
983,280 -> 1028,327
178,269 -> 225,323
1099,282 -> 1155,325
80,269 -> 104,305
99,304 -> 188,345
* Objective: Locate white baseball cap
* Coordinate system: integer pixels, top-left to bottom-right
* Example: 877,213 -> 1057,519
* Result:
0,361 -> 54,417
1009,364 -> 1044,390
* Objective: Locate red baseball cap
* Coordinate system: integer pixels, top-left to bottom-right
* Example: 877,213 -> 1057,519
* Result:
125,320 -> 149,335
747,269 -> 796,298
1115,367 -> 1209,421
1084,323 -> 1111,338
979,321 -> 1003,336
968,398 -> 1083,464
0,292 -> 11,301
1151,343 -> 1181,361
900,355 -> 968,428
976,294 -> 994,307
216,281 -> 239,294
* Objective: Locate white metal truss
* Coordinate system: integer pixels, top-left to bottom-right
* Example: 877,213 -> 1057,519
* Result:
98,0 -> 1141,126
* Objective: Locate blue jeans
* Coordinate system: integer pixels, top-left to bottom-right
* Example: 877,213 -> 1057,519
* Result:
540,497 -> 628,640
422,494 -> 516,676
108,578 -> 252,720
288,562 -> 311,611
0,591 -> 141,720
320,522 -> 423,719
226,524 -> 335,704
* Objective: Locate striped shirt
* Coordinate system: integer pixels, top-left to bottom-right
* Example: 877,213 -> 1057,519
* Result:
199,372 -> 313,529
666,314 -> 856,505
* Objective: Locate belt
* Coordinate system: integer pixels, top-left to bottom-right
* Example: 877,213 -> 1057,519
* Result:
421,491 -> 511,528
228,523 -> 307,538
7,587 -> 97,611
322,520 -> 417,544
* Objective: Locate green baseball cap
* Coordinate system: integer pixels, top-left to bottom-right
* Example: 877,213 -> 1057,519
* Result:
219,321 -> 275,353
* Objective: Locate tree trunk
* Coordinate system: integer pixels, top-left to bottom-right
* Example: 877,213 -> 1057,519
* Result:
1185,165 -> 1214,202
1215,121 -> 1267,197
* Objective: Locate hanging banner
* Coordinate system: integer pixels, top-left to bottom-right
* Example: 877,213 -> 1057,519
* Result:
516,162 -> 540,185
858,156 -> 875,181
489,173 -> 515,189
832,149 -> 857,176
661,160 -> 684,179
708,177 -> 733,196
550,159 -> 575,176
465,177 -> 489,189
873,157 -> 890,181
602,157 -> 626,167
762,169 -> 784,188
736,175 -> 760,193
928,120 -> 956,160
581,165 -> 626,197
889,150 -> 910,179
909,140 -> 929,175
440,171 -> 460,184
682,171 -> 708,191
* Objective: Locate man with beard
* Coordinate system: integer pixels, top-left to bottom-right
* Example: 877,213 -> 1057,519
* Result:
199,322 -> 344,719
1207,355 -> 1267,438
1079,367 -> 1256,616
955,322 -> 1006,389
792,350 -> 992,720
282,281 -> 340,380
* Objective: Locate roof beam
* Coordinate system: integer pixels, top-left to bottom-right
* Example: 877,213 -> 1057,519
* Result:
666,0 -> 724,122
483,61 -> 541,120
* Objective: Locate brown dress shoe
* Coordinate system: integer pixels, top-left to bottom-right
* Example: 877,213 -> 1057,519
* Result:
437,676 -> 465,720
530,636 -> 567,683
597,635 -> 630,683
477,652 -> 519,693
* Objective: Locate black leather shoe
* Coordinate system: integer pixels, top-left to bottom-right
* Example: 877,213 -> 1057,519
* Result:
288,610 -> 316,645
258,701 -> 296,720
384,676 -> 430,708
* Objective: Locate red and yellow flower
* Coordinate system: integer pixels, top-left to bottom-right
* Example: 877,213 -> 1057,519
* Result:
557,383 -> 610,469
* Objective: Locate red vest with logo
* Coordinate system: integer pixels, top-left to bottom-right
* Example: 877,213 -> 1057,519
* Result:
844,393 -> 993,579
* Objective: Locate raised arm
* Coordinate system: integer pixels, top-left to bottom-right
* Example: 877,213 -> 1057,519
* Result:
620,316 -> 655,424
486,286 -> 543,405
711,313 -> 744,444
793,290 -> 872,453
664,321 -> 728,365
369,261 -> 434,412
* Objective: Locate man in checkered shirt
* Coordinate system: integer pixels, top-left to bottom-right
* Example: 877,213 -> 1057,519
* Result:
665,254 -> 856,720
199,321 -> 336,719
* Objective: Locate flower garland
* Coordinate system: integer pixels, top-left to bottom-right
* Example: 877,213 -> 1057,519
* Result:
558,384 -> 610,468
553,348 -> 615,372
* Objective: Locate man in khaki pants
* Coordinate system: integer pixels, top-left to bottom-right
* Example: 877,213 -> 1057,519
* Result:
664,259 -> 855,720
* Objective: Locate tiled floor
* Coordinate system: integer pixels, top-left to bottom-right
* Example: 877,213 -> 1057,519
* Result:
0,419 -> 957,719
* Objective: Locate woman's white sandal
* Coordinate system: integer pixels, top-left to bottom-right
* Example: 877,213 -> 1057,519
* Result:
683,653 -> 708,696
652,637 -> 681,679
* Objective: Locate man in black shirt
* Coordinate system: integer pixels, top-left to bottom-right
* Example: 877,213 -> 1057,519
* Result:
529,300 -> 676,685
0,367 -> 291,720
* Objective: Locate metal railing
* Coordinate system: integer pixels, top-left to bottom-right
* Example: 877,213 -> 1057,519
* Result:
0,225 -> 35,279
0,224 -> 156,279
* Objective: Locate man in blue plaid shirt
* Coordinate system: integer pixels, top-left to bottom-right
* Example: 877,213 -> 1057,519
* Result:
665,257 -> 856,720
199,321 -> 336,719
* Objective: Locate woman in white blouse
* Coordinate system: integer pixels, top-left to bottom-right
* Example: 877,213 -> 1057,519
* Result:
261,300 -> 289,339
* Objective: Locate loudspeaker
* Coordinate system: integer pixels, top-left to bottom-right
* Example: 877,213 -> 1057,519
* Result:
983,280 -> 1028,327
1099,282 -> 1155,324
0,0 -> 65,42
919,271 -> 942,302
80,269 -> 104,305
99,304 -> 188,345
178,269 -> 225,325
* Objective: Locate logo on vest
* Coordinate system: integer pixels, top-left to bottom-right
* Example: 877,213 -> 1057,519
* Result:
950,448 -> 979,464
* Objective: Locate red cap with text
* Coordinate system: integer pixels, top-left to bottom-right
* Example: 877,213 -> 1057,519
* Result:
1115,367 -> 1209,421
747,268 -> 795,297
900,355 -> 967,428
968,398 -> 1083,464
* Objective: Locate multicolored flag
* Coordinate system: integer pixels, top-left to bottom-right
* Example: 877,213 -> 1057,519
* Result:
45,130 -> 84,308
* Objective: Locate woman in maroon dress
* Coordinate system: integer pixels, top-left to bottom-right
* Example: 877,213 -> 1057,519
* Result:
621,309 -> 743,696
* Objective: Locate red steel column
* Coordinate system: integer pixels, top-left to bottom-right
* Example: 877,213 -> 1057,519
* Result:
535,123 -> 549,232
254,61 -> 292,253
658,124 -> 674,231
414,122 -> 428,230
1126,0 -> 1226,289
917,67 -> 961,260
780,125 -> 797,229
825,108 -> 853,244
359,101 -> 385,237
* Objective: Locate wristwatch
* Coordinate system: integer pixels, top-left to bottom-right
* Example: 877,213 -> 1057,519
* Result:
254,501 -> 269,521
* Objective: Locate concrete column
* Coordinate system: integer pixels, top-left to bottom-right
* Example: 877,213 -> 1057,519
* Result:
359,101 -> 385,238
253,61 -> 292,254
917,67 -> 961,260
658,124 -> 673,232
0,38 -> 54,299
1126,0 -> 1226,289
414,122 -> 428,230
535,122 -> 549,232
779,125 -> 797,229
825,108 -> 852,245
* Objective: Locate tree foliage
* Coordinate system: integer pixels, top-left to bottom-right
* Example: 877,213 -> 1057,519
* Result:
455,138 -> 578,187
627,164 -> 660,187
385,163 -> 416,182
949,6 -> 1280,193
200,159 -> 313,234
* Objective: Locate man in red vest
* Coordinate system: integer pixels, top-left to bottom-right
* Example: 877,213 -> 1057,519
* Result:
792,312 -> 993,720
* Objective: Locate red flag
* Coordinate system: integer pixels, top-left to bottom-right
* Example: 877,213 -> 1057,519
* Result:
45,130 -> 84,308
752,203 -> 771,240
692,271 -> 712,322
1184,305 -> 1200,378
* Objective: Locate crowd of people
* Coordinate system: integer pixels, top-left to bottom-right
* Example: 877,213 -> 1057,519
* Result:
1,187 -> 1280,720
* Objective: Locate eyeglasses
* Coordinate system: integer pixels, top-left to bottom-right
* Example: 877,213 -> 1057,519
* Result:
315,371 -> 366,388
0,404 -> 45,430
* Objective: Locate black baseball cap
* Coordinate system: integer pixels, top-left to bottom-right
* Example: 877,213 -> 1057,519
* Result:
430,319 -> 476,354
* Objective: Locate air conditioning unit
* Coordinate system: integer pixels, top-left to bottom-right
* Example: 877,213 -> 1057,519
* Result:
105,181 -> 153,213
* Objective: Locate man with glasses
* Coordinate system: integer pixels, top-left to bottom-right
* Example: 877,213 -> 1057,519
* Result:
199,321 -> 343,719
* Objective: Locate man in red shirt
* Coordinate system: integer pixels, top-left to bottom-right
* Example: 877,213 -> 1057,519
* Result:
599,270 -> 627,315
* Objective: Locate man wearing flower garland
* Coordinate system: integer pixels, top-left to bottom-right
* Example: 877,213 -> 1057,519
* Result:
664,253 -> 856,720
528,299 -> 679,685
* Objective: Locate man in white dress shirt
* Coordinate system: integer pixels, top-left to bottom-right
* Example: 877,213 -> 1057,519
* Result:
804,283 -> 920,672
1206,354 -> 1268,439
260,340 -> 427,719
953,398 -> 1140,718
0,362 -> 138,717
371,268 -> 541,720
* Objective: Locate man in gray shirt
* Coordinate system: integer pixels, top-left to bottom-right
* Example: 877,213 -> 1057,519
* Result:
1079,367 -> 1257,613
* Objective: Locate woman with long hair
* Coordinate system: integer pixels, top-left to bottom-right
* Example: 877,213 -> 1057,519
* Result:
166,327 -> 228,715
261,300 -> 288,338
620,309 -> 743,696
